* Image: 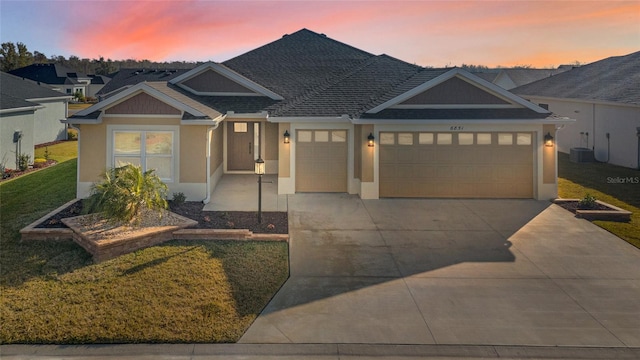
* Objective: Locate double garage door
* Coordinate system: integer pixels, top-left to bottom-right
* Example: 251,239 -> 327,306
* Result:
380,132 -> 534,198
296,129 -> 348,192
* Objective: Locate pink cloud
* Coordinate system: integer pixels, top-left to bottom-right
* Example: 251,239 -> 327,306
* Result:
59,1 -> 639,67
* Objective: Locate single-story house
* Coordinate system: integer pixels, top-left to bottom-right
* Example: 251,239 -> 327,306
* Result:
513,51 -> 640,169
1,72 -> 72,169
9,63 -> 110,98
66,29 -> 571,201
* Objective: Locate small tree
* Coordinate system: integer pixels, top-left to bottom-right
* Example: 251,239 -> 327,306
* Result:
85,164 -> 168,225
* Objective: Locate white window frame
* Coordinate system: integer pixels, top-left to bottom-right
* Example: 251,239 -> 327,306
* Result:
108,125 -> 179,183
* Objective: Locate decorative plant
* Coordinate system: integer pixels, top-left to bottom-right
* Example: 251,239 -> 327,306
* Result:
172,192 -> 186,205
577,193 -> 597,209
33,158 -> 47,168
17,153 -> 30,171
84,164 -> 168,225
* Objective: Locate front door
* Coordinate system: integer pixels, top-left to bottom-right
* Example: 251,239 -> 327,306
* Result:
228,122 -> 257,171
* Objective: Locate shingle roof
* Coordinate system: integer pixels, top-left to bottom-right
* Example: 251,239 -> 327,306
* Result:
223,29 -> 374,100
8,63 -> 89,85
1,72 -> 69,109
0,92 -> 37,111
97,68 -> 193,96
512,51 -> 640,106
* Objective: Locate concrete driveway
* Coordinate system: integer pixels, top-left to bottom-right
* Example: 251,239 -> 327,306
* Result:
240,194 -> 640,347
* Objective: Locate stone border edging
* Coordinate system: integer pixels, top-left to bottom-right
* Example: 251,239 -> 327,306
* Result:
553,198 -> 632,222
20,198 -> 77,241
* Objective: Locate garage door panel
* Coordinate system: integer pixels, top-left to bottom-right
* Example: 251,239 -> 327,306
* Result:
296,130 -> 347,193
380,131 -> 533,198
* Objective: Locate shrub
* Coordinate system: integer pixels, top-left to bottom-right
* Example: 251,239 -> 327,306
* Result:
84,164 -> 168,225
17,153 -> 30,171
172,192 -> 186,204
578,193 -> 597,209
67,129 -> 78,141
33,158 -> 47,168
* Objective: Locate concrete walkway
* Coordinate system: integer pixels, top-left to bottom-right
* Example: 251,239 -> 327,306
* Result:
203,174 -> 287,212
241,194 -> 640,347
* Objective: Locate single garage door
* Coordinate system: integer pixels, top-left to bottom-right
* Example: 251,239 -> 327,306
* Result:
296,129 -> 348,192
380,132 -> 533,198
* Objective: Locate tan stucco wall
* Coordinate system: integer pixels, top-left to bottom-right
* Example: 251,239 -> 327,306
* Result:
361,124 -> 374,182
278,122 -> 290,177
354,125 -> 362,179
265,121 -> 279,161
78,123 -> 107,182
543,124 -> 556,184
101,117 -> 181,126
210,125 -> 223,175
180,125 -> 207,183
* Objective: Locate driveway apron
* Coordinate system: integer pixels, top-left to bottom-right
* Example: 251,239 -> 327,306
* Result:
240,194 -> 640,346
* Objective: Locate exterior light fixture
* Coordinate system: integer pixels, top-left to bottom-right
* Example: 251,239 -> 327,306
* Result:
255,156 -> 265,223
283,130 -> 290,144
367,133 -> 375,147
544,132 -> 554,147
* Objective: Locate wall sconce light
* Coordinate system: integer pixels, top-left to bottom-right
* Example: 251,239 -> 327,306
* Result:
283,130 -> 290,144
367,133 -> 375,147
544,132 -> 554,147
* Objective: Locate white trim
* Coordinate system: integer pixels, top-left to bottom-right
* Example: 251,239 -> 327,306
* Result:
225,111 -> 269,119
0,105 -> 43,114
75,83 -> 209,118
26,96 -> 72,102
106,125 -> 180,184
367,68 -> 551,114
177,90 -> 268,97
269,115 -> 351,123
169,62 -> 284,100
352,117 -> 574,125
102,114 -> 181,119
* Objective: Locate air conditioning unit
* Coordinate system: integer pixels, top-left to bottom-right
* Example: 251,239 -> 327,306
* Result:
570,147 -> 594,163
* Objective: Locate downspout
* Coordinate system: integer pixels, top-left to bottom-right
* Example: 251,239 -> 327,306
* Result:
203,115 -> 225,204
68,123 -> 81,198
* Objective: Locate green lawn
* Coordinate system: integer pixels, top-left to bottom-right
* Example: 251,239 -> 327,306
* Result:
34,141 -> 78,163
0,160 -> 289,344
558,152 -> 640,248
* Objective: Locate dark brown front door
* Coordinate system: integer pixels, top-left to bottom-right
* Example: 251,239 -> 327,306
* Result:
228,122 -> 256,170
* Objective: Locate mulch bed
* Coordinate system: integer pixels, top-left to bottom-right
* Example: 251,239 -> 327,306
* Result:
1,160 -> 58,182
556,201 -> 611,214
35,200 -> 288,234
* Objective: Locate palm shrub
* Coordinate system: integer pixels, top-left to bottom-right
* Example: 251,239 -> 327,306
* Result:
85,164 -> 168,225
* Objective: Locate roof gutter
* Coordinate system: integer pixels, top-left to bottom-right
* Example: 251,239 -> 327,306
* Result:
351,117 -> 575,125
0,105 -> 45,115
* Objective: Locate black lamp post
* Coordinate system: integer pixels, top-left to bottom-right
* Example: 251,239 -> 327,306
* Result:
255,156 -> 265,223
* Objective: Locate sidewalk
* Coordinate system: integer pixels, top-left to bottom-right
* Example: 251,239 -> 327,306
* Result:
2,343 -> 639,359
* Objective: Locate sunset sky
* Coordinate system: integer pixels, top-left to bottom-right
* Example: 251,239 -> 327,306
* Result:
1,0 -> 638,68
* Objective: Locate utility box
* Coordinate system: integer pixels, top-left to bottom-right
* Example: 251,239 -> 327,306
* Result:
570,147 -> 594,163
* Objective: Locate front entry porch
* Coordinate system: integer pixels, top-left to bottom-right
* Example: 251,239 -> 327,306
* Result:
203,174 -> 287,212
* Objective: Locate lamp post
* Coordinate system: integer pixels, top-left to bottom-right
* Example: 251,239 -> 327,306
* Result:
255,156 -> 265,223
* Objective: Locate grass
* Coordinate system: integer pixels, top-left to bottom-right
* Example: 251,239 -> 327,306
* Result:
34,141 -> 78,163
0,160 -> 289,344
68,103 -> 92,111
558,152 -> 640,248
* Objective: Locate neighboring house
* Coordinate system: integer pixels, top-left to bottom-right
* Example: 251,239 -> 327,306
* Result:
67,29 -> 571,202
96,68 -> 193,100
474,67 -> 571,90
513,51 -> 640,169
0,72 -> 72,169
9,63 -> 110,98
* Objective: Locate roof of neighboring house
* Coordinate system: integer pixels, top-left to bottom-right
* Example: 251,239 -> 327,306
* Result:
90,74 -> 111,85
9,63 -> 91,85
97,68 -> 193,96
512,51 -> 640,106
0,72 -> 70,112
